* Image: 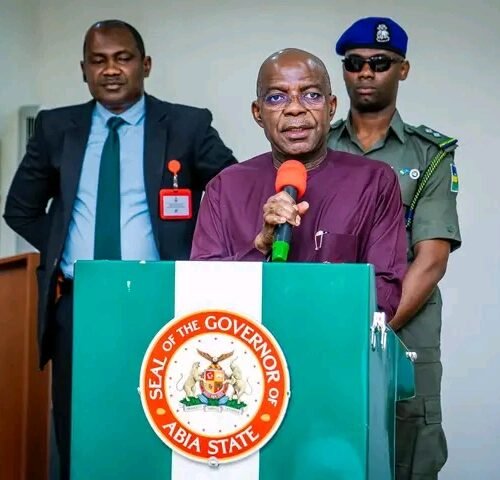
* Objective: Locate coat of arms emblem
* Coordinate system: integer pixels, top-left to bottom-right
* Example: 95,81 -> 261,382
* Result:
139,310 -> 290,465
376,24 -> 390,43
176,349 -> 252,412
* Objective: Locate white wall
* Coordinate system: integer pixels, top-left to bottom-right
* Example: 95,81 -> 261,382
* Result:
0,0 -> 40,257
1,0 -> 500,477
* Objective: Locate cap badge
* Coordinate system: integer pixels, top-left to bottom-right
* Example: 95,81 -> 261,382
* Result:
376,24 -> 390,43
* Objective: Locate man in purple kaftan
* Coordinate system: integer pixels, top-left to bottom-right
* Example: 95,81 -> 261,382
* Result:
191,48 -> 407,318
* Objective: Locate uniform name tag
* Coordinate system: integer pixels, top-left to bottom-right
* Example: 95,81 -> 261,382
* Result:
159,188 -> 192,220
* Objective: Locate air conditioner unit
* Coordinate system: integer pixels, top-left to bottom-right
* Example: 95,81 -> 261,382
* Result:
18,105 -> 40,164
16,105 -> 40,254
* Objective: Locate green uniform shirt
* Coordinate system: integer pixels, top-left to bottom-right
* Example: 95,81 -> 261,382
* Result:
328,111 -> 461,260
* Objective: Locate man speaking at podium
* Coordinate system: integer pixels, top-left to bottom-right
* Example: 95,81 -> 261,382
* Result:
191,48 -> 407,318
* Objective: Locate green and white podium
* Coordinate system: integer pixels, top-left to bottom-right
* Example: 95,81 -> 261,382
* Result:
71,261 -> 414,480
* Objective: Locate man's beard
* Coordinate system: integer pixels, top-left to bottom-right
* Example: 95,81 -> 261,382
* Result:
353,96 -> 387,113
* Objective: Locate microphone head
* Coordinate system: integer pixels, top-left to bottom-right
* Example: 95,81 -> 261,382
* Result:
275,160 -> 307,199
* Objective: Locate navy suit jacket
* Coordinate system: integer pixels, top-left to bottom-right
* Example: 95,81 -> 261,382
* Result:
3,93 -> 237,365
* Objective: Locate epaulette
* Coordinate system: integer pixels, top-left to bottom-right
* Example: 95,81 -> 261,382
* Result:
406,124 -> 458,153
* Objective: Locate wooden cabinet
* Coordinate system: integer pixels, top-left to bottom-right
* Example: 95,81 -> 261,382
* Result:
0,253 -> 50,480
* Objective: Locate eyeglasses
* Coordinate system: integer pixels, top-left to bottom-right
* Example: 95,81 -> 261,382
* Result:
342,54 -> 403,73
261,91 -> 328,110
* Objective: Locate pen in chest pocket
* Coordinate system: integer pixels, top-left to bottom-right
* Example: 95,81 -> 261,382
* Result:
314,230 -> 329,250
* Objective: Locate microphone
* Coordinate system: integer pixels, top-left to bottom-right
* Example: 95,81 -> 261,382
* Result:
272,160 -> 307,262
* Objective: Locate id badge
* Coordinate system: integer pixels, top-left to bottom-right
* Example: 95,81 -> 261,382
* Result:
159,188 -> 192,220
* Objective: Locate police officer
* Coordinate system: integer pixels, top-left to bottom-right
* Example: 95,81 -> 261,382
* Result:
328,17 -> 461,480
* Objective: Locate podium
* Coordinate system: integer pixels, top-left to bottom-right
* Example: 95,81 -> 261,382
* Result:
71,261 -> 414,480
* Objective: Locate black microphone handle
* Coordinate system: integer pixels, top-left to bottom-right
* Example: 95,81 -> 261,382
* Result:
274,185 -> 298,245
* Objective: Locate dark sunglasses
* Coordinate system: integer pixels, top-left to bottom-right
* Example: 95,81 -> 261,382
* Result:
342,54 -> 403,73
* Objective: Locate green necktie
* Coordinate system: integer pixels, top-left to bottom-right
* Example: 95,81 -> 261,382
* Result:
94,116 -> 125,260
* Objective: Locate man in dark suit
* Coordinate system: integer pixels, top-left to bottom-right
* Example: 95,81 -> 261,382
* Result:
3,19 -> 236,479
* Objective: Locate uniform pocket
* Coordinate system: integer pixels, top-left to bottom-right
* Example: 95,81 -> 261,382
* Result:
396,397 -> 448,475
416,399 -> 448,473
424,397 -> 442,424
399,173 -> 419,207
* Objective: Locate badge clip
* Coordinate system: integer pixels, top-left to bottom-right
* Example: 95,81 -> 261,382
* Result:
168,159 -> 181,188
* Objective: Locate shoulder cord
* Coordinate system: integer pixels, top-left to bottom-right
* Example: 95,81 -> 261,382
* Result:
405,149 -> 448,230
